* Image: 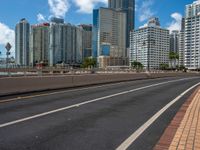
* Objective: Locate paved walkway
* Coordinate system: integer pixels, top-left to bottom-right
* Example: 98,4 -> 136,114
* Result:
155,86 -> 200,150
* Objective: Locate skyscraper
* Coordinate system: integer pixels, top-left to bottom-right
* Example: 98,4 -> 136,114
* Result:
79,24 -> 92,58
49,18 -> 83,66
130,17 -> 170,70
170,30 -> 179,53
108,0 -> 135,47
184,0 -> 200,69
49,18 -> 65,66
93,8 -> 127,68
15,18 -> 30,66
29,23 -> 50,66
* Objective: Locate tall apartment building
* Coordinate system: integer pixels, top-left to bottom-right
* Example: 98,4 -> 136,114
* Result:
79,24 -> 92,58
108,0 -> 135,48
185,0 -> 200,69
130,17 -> 170,70
92,8 -> 127,68
170,30 -> 179,53
179,18 -> 185,66
15,18 -> 30,66
29,23 -> 50,66
49,18 -> 83,66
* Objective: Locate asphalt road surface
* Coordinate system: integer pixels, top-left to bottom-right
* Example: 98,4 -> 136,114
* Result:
0,76 -> 199,150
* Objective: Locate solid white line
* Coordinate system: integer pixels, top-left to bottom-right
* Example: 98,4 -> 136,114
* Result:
0,78 -> 196,128
116,82 -> 200,150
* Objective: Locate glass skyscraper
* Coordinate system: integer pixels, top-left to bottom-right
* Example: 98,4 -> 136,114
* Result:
108,0 -> 135,48
92,8 -> 127,68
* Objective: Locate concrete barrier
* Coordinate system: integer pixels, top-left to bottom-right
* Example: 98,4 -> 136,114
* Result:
0,73 -> 199,97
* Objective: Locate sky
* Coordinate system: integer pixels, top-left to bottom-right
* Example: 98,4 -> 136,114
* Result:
0,0 -> 196,57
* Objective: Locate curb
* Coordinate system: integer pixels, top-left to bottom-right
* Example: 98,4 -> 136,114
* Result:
154,86 -> 200,150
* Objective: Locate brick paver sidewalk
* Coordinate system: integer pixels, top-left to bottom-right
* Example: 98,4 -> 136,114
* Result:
154,86 -> 200,150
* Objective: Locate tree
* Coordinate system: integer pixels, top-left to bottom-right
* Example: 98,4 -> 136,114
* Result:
178,65 -> 187,72
131,61 -> 144,71
81,58 -> 97,68
169,51 -> 179,69
160,63 -> 169,70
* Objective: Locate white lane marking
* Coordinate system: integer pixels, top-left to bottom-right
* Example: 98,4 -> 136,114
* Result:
0,78 -> 197,128
116,82 -> 200,150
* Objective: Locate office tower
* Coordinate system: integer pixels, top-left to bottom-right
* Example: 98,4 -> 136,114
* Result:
93,8 -> 127,68
170,30 -> 179,53
108,0 -> 135,47
185,1 -> 200,69
15,18 -> 30,66
92,9 -> 99,59
29,23 -> 50,66
130,17 -> 170,70
49,18 -> 83,66
79,24 -> 92,58
179,18 -> 185,66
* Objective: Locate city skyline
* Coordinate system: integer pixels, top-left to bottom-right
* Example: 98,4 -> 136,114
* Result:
0,0 -> 195,57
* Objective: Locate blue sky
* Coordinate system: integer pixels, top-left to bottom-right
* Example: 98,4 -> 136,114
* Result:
0,0 -> 196,57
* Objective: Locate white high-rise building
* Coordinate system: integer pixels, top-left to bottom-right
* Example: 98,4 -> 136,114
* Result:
179,18 -> 185,66
15,18 -> 30,66
130,17 -> 170,70
185,0 -> 200,69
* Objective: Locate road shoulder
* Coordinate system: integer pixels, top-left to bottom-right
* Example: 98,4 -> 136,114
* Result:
154,86 -> 200,150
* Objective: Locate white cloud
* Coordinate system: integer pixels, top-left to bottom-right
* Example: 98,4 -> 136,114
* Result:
48,0 -> 70,18
139,23 -> 148,29
73,0 -> 107,14
167,12 -> 182,32
37,13 -> 46,22
0,22 -> 15,54
138,0 -> 155,22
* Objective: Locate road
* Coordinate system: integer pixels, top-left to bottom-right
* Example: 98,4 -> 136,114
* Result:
0,76 -> 199,150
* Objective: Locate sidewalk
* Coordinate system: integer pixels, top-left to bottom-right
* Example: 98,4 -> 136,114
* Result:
154,86 -> 200,150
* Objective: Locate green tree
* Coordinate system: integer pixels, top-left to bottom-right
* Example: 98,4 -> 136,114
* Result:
160,63 -> 169,70
131,61 -> 144,71
169,51 -> 179,69
81,58 -> 97,68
